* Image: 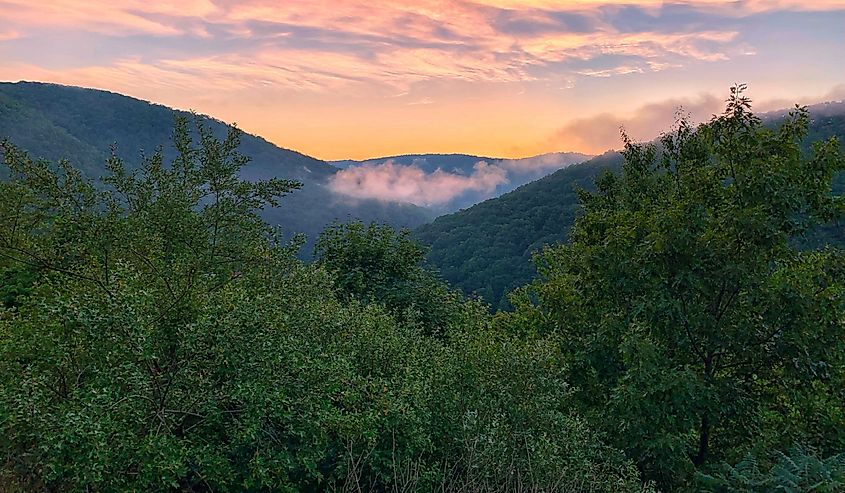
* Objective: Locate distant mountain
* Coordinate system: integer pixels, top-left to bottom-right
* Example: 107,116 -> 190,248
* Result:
331,152 -> 592,214
0,82 -> 433,254
333,153 -> 499,172
416,102 -> 845,309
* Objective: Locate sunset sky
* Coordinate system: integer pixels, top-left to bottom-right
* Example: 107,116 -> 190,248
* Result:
1,1 -> 844,161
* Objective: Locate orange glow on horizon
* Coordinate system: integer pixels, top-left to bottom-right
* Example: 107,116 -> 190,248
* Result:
0,0 -> 844,160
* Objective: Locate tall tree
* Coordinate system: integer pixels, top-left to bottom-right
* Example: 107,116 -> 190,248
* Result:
315,221 -> 468,336
516,87 -> 845,488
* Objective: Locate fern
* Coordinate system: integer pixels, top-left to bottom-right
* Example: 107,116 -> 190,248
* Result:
697,445 -> 845,492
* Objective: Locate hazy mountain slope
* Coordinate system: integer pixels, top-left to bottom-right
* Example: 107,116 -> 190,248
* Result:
0,82 -> 335,181
331,151 -> 592,213
0,89 -> 105,175
417,103 -> 845,309
0,82 -> 432,253
415,152 -> 623,308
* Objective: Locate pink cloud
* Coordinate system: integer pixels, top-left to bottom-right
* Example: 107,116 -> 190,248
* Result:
474,0 -> 845,13
553,86 -> 845,154
520,30 -> 741,65
0,30 -> 19,42
0,1 -> 764,93
327,152 -> 590,206
4,0 -> 842,39
577,66 -> 645,78
0,0 -> 219,36
328,160 -> 508,206
0,29 -> 740,97
821,84 -> 845,102
0,40 -> 530,98
551,94 -> 724,152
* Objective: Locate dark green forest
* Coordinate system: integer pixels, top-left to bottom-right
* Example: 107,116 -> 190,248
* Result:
418,101 -> 845,310
416,151 -> 624,309
2,89 -> 845,492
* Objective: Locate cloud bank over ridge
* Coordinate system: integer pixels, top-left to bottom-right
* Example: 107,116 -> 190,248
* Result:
329,160 -> 508,207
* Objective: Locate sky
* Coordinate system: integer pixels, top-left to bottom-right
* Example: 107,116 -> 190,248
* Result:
1,0 -> 844,161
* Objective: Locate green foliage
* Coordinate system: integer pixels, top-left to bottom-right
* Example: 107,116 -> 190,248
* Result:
0,119 -> 648,492
513,87 -> 845,489
7,82 -> 843,493
316,221 -> 470,336
0,265 -> 37,309
698,445 -> 845,492
316,222 -> 428,300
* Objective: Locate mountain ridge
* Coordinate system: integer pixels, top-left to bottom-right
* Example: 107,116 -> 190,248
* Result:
0,81 -> 433,254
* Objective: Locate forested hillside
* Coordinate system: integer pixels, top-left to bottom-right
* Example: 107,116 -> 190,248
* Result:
0,82 -> 432,253
418,101 -> 845,309
2,91 -> 844,492
416,152 -> 622,307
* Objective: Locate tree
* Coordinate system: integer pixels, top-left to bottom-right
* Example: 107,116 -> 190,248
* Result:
315,221 -> 469,336
517,87 -> 845,488
0,118 -> 311,490
0,116 -> 301,303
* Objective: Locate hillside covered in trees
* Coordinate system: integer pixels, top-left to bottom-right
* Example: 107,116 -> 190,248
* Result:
0,82 -> 432,254
416,151 -> 623,308
2,88 -> 845,492
417,101 -> 845,309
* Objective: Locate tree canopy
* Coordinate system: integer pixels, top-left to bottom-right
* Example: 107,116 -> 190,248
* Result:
507,86 -> 845,489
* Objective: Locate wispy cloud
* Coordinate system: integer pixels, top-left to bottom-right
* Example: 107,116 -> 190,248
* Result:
499,153 -> 590,173
0,1 -> 760,92
577,66 -> 645,77
0,0 -> 218,36
0,30 -> 19,42
1,0 -> 843,159
474,0 -> 845,14
551,84 -> 845,154
327,152 -> 590,206
821,84 -> 845,102
407,98 -> 436,106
